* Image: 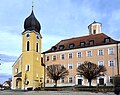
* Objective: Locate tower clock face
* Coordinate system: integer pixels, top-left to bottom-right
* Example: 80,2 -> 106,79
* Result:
36,35 -> 39,39
26,33 -> 30,38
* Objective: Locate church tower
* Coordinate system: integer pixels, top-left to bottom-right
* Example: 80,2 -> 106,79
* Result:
21,9 -> 44,89
88,21 -> 102,35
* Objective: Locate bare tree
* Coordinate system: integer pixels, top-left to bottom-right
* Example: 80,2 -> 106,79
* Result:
46,64 -> 69,87
77,61 -> 107,86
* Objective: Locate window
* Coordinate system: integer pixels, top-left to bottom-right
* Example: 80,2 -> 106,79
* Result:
15,68 -> 18,73
68,53 -> 72,59
36,74 -> 38,78
108,48 -> 114,54
36,35 -> 39,39
98,61 -> 104,67
89,40 -> 94,45
98,49 -> 104,56
69,43 -> 75,49
46,56 -> 49,61
68,64 -> 73,69
77,52 -> 82,58
52,55 -> 56,60
80,42 -> 85,47
51,46 -> 57,51
99,78 -> 104,85
93,30 -> 96,34
61,78 -> 64,83
86,51 -> 92,57
69,77 -> 72,83
26,33 -> 30,38
77,63 -> 81,68
26,64 -> 30,71
36,57 -> 39,61
60,54 -> 65,60
109,76 -> 113,84
105,38 -> 110,43
36,43 -> 39,52
27,41 -> 30,51
108,60 -> 115,67
46,78 -> 49,83
59,45 -> 64,50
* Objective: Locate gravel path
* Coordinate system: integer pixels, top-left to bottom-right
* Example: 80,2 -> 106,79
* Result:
0,90 -> 116,95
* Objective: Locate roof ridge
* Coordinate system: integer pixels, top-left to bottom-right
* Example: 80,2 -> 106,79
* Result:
61,33 -> 104,42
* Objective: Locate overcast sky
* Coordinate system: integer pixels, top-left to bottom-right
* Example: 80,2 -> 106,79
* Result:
0,0 -> 120,83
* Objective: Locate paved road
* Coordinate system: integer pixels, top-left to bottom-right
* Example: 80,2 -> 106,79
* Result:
0,90 -> 116,95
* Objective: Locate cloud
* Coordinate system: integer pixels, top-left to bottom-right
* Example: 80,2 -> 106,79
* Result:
0,61 -> 13,84
42,34 -> 69,52
0,31 -> 22,56
0,54 -> 17,62
0,73 -> 11,84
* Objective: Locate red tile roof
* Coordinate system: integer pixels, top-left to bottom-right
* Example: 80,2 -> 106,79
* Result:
43,33 -> 119,53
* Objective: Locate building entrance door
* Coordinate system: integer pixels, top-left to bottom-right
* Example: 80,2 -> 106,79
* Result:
78,79 -> 82,85
99,78 -> 104,85
16,78 -> 22,89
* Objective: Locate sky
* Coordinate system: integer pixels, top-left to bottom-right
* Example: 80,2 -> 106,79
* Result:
0,0 -> 120,83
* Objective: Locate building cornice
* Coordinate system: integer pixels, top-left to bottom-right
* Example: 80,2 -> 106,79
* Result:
44,43 -> 119,55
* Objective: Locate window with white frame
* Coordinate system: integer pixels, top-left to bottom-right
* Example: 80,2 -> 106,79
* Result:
59,45 -> 64,50
98,61 -> 104,67
105,38 -> 110,43
52,55 -> 56,60
108,48 -> 114,54
46,56 -> 49,61
26,41 -> 30,51
26,64 -> 30,71
68,53 -> 72,59
77,52 -> 82,58
69,43 -> 75,49
98,49 -> 104,56
77,63 -> 81,68
36,57 -> 39,61
68,64 -> 73,69
36,43 -> 39,52
60,54 -> 65,60
108,60 -> 115,67
36,74 -> 38,78
89,40 -> 94,45
61,77 -> 64,83
15,68 -> 18,73
46,78 -> 49,83
86,51 -> 92,57
109,76 -> 113,84
69,77 -> 72,83
80,42 -> 85,47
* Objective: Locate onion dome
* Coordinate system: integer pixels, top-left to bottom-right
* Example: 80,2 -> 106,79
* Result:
24,10 -> 41,34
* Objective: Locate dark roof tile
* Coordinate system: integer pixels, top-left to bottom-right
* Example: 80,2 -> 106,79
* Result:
43,33 -> 118,53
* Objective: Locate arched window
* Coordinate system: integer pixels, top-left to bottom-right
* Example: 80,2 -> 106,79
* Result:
36,43 -> 39,52
27,41 -> 30,51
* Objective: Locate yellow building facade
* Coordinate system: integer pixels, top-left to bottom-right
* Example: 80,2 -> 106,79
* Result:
12,10 -> 44,90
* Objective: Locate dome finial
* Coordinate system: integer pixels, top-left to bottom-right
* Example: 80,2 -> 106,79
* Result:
32,0 -> 34,10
